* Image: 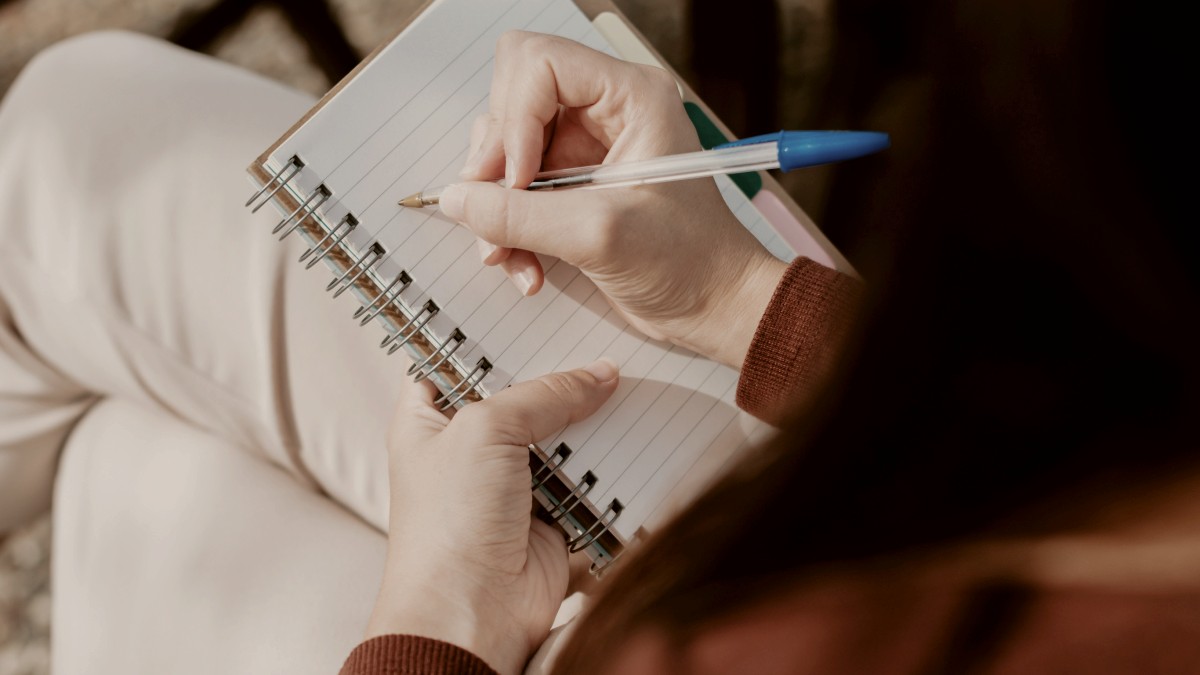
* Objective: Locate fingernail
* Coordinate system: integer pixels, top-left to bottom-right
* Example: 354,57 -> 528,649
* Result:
512,268 -> 535,296
477,239 -> 499,263
461,115 -> 491,178
460,143 -> 485,178
459,154 -> 481,178
438,184 -> 466,221
583,357 -> 619,384
504,157 -> 516,187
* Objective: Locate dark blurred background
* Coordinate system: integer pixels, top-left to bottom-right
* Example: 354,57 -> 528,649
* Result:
0,0 -> 832,671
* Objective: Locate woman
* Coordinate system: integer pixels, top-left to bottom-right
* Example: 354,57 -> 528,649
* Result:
345,0 -> 1199,673
0,0 -> 1193,672
0,13 -> 848,674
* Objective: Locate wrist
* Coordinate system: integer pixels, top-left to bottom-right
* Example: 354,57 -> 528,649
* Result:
681,251 -> 787,370
366,558 -> 529,675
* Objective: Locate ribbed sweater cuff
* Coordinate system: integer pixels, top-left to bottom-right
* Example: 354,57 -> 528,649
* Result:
339,635 -> 498,675
737,257 -> 863,425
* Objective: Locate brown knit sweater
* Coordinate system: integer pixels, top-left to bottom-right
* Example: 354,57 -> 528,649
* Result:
736,257 -> 862,424
337,256 -> 1200,673
340,636 -> 498,675
339,257 -> 861,675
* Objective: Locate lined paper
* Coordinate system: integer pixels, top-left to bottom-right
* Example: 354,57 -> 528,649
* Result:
266,0 -> 804,539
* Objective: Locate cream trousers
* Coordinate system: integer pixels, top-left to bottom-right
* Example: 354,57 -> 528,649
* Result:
0,31 -> 426,672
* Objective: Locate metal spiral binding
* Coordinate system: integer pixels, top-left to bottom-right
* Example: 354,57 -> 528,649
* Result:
247,156 -> 303,213
300,214 -> 356,267
590,549 -> 625,576
549,471 -> 597,520
381,300 -> 439,355
568,500 -> 623,553
407,329 -> 467,382
329,243 -> 385,298
246,162 -> 623,571
434,357 -> 492,410
355,270 -> 412,324
246,158 -> 496,454
531,443 -> 572,490
274,185 -> 330,239
528,447 -> 623,574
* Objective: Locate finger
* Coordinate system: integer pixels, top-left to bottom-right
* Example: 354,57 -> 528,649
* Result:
476,237 -> 511,265
488,31 -> 518,119
496,32 -> 648,186
460,113 -> 494,179
504,113 -> 547,188
529,519 -> 570,569
389,376 -> 448,446
541,106 -> 562,157
438,181 -> 607,263
466,120 -> 507,182
541,110 -> 610,171
498,248 -> 544,296
481,31 -> 519,182
398,374 -> 439,412
465,118 -> 511,260
462,360 -> 619,445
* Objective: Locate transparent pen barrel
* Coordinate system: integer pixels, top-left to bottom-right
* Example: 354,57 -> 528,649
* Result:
532,143 -> 779,190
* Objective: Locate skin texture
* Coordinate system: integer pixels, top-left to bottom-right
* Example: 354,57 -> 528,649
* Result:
366,359 -> 619,675
365,32 -> 785,674
440,31 -> 786,370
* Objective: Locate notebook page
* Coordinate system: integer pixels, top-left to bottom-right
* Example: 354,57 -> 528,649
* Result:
264,0 -> 802,541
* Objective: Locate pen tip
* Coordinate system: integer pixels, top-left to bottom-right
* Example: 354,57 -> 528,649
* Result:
398,192 -> 424,208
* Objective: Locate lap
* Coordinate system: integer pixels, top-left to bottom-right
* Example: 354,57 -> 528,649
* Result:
52,397 -> 387,674
0,31 -> 409,530
4,34 -> 579,673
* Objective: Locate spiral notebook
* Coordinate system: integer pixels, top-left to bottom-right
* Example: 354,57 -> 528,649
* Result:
245,0 -> 847,574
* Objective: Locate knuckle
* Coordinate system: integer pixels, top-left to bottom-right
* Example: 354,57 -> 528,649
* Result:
496,30 -> 526,53
640,65 -> 677,92
456,403 -> 529,445
452,403 -> 496,431
521,33 -> 555,57
634,66 -> 683,114
537,371 -> 586,404
501,193 -> 529,244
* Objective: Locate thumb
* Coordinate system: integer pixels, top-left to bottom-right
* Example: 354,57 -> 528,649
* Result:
389,376 -> 450,447
438,182 -> 603,262
464,358 -> 620,446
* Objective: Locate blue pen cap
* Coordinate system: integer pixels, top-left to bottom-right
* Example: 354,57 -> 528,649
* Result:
717,131 -> 890,172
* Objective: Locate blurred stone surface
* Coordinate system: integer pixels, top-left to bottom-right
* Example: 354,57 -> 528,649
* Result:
0,0 -> 213,97
0,516 -> 51,675
208,4 -> 331,96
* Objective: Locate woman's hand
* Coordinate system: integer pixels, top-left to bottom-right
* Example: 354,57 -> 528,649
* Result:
440,31 -> 786,370
366,359 -> 620,675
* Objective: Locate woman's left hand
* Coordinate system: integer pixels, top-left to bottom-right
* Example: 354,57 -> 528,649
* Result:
366,358 -> 620,675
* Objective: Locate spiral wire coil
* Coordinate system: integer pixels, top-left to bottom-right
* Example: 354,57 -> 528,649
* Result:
248,155 -> 622,570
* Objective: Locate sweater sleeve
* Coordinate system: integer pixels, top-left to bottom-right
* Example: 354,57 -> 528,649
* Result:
339,635 -> 498,675
736,257 -> 863,425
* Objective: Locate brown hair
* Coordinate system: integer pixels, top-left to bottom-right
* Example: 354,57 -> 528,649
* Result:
553,0 -> 1198,671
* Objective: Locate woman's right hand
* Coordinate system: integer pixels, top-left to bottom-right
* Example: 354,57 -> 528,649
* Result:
439,31 -> 786,370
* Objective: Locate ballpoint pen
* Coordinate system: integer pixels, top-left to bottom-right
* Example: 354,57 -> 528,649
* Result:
397,130 -> 890,208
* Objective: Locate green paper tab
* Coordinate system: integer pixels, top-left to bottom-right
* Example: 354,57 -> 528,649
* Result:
684,102 -> 763,199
